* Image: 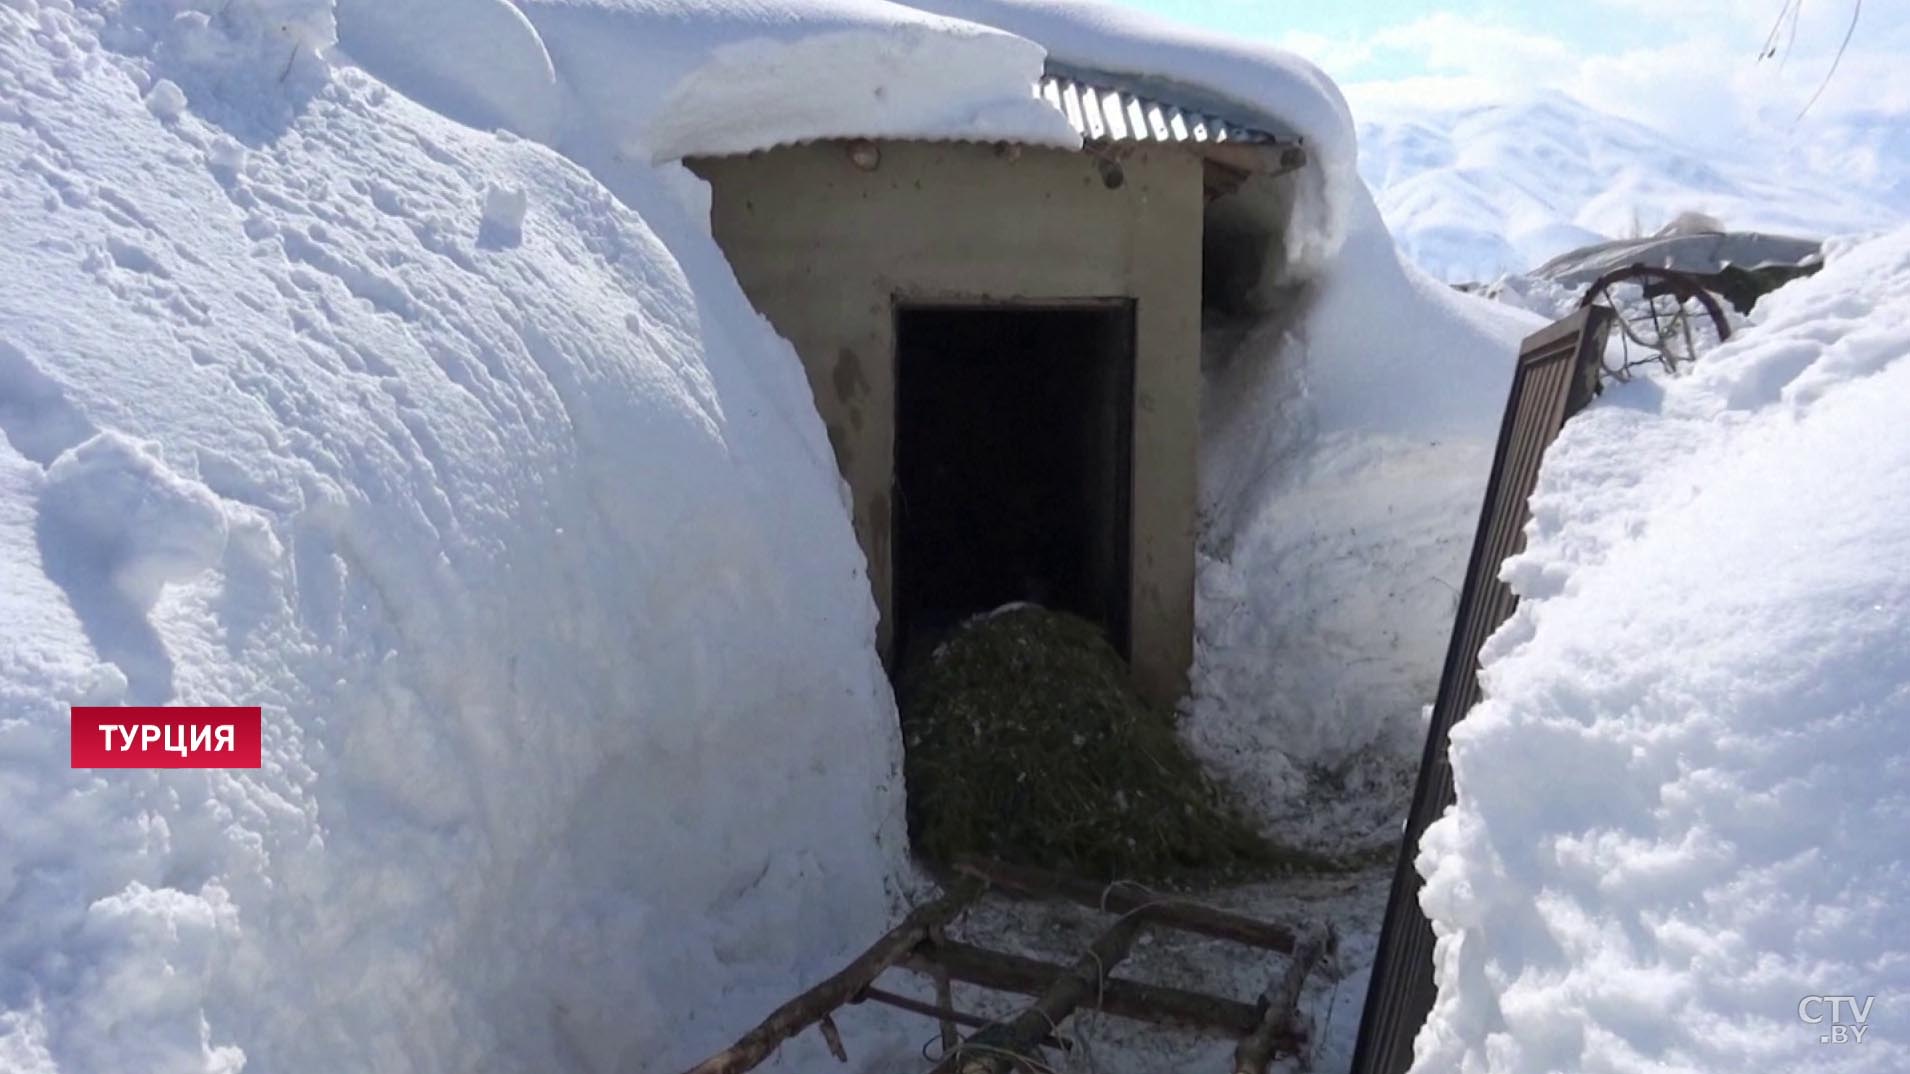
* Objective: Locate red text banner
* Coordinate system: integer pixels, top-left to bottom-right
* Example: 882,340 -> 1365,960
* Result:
71,707 -> 263,768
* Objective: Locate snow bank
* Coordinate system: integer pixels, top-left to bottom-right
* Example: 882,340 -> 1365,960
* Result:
0,2 -> 907,1071
1412,226 -> 1910,1072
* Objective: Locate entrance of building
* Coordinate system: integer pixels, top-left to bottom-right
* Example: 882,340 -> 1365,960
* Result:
892,302 -> 1135,667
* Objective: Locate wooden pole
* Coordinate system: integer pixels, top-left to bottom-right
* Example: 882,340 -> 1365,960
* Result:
928,924 -> 959,1054
850,986 -> 1065,1049
929,911 -> 1151,1074
1233,928 -> 1330,1074
679,877 -> 984,1074
910,939 -> 1262,1035
953,857 -> 1297,953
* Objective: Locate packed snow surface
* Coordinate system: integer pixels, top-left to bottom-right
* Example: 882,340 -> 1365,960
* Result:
1355,92 -> 1909,282
1412,226 -> 1910,1073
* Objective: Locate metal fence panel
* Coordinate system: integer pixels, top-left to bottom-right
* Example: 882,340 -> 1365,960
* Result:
1349,305 -> 1614,1074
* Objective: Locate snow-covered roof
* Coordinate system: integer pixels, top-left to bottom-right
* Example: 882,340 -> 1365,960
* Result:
676,65 -> 1292,155
504,1 -> 1340,162
343,0 -> 1352,238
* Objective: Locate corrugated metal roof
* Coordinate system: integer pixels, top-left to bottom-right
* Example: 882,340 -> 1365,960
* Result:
1037,69 -> 1282,145
1532,230 -> 1823,288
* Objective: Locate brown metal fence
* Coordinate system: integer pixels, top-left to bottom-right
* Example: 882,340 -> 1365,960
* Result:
1349,305 -> 1615,1074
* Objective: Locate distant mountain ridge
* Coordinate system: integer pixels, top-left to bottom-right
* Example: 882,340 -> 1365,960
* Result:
1352,92 -> 1908,283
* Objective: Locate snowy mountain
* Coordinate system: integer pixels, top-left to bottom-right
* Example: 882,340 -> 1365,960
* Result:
1353,92 -> 1909,282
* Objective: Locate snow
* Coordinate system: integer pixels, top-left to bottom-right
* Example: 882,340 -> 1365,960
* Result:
899,0 -> 1359,254
1354,91 -> 1909,283
1188,187 -> 1541,850
1410,225 -> 1910,1073
1,2 -> 909,1071
510,0 -> 1077,164
481,182 -> 528,239
142,77 -> 185,120
335,0 -> 560,143
14,0 -> 1854,1069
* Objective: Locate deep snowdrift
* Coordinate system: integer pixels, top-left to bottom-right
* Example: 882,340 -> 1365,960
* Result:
1412,227 -> 1910,1073
0,2 -> 909,1070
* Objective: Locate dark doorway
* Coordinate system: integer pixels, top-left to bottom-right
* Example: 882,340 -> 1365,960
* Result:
892,302 -> 1134,668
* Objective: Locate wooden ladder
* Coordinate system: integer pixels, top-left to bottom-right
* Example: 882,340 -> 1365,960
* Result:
681,857 -> 1333,1074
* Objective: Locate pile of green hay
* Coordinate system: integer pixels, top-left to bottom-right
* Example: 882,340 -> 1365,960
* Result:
898,605 -> 1270,880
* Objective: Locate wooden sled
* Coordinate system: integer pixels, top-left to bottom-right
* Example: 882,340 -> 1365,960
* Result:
681,857 -> 1333,1074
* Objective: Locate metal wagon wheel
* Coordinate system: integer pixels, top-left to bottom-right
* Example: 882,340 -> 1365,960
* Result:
1577,265 -> 1733,380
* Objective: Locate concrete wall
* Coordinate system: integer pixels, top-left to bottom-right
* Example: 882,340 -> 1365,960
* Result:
688,141 -> 1203,704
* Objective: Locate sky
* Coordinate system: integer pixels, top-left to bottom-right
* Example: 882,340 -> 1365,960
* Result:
1105,0 -> 1910,150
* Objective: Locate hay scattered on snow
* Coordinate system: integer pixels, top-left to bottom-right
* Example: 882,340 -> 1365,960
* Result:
899,605 -> 1270,880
